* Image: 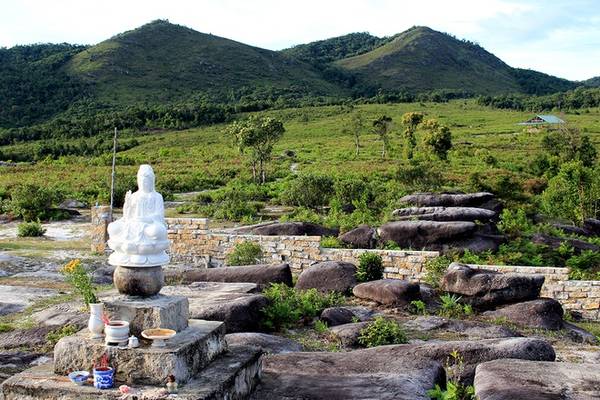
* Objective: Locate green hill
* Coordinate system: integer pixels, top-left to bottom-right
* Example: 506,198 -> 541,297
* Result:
66,20 -> 346,105
335,26 -> 573,95
585,76 -> 600,87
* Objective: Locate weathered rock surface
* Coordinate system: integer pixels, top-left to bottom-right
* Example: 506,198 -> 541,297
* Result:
166,263 -> 293,289
403,316 -> 520,340
58,199 -> 87,209
552,223 -> 593,237
161,282 -> 267,333
0,351 -> 49,383
392,206 -> 497,222
338,224 -> 377,248
225,333 -> 302,354
353,279 -> 421,306
320,306 -> 377,326
251,222 -> 338,237
390,337 -> 555,384
474,359 -> 600,400
0,285 -> 58,316
484,298 -> 564,330
531,233 -> 600,254
441,263 -> 544,309
295,261 -> 357,294
0,326 -> 57,350
563,322 -> 599,345
584,218 -> 600,236
30,302 -> 87,328
329,322 -> 369,347
251,347 -> 445,400
400,192 -> 496,208
443,233 -> 505,254
378,221 -> 477,248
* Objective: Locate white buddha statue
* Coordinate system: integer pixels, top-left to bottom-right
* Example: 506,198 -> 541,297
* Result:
107,165 -> 170,267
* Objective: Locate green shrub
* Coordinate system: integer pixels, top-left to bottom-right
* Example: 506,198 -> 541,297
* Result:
314,319 -> 328,333
8,183 -> 63,221
356,252 -> 384,282
497,208 -> 532,238
395,160 -> 443,191
226,241 -> 263,266
17,221 -> 46,237
261,283 -> 344,331
46,324 -> 78,348
280,206 -> 323,224
438,294 -> 473,319
409,300 -> 427,315
566,250 -> 600,280
320,236 -> 344,248
332,178 -> 371,211
281,173 -> 334,209
358,316 -> 408,347
428,350 -> 476,400
423,256 -> 451,288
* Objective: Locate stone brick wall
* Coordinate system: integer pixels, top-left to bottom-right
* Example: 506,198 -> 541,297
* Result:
90,205 -> 112,253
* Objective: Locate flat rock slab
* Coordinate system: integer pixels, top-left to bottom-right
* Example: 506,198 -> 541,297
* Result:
441,263 -> 544,309
101,293 -> 189,336
295,261 -> 357,294
392,206 -> 497,222
399,192 -> 495,207
320,306 -> 378,326
1,345 -> 262,400
353,279 -> 421,306
403,316 -> 520,340
251,348 -> 445,400
378,221 -> 477,248
162,282 -> 266,333
167,263 -> 293,289
0,285 -> 58,316
483,298 -> 564,330
475,359 -> 600,400
30,301 -> 87,328
226,332 -> 302,354
53,319 -> 225,385
0,326 -> 57,350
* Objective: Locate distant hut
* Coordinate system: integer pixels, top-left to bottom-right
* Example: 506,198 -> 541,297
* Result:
518,114 -> 565,132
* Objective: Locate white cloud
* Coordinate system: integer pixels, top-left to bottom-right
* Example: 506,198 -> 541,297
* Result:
0,0 -> 597,80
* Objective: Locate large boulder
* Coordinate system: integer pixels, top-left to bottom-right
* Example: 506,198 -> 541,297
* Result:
225,333 -> 302,354
403,316 -> 520,340
443,233 -> 505,254
329,322 -> 370,347
320,306 -> 377,326
399,192 -> 495,208
474,359 -> 600,400
378,221 -> 477,248
295,261 -> 357,294
552,223 -> 593,237
251,347 -> 445,400
441,263 -> 544,309
0,326 -> 56,350
584,218 -> 600,236
338,225 -> 377,248
353,279 -> 421,306
531,233 -> 600,254
165,263 -> 293,289
483,298 -> 564,330
392,206 -> 497,222
251,222 -> 338,237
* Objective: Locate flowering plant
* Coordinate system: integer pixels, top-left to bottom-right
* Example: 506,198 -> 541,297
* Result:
61,259 -> 98,306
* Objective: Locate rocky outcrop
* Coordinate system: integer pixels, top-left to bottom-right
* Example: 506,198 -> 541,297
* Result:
399,192 -> 496,208
295,261 -> 357,294
584,218 -> 600,236
474,359 -> 600,400
403,316 -> 520,340
378,221 -> 477,249
225,333 -> 302,354
441,263 -> 544,309
251,222 -> 338,237
320,306 -> 377,326
392,206 -> 497,222
329,322 -> 369,347
483,298 -> 564,330
353,279 -> 421,306
338,225 -> 377,248
552,223 -> 593,237
531,233 -> 599,254
165,263 -> 293,289
251,346 -> 445,400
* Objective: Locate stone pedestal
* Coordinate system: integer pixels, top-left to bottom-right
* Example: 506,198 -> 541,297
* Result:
90,205 -> 112,253
102,294 -> 189,336
113,265 -> 164,297
54,319 -> 225,385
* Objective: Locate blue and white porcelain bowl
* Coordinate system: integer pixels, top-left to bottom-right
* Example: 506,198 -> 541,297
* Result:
68,370 -> 90,386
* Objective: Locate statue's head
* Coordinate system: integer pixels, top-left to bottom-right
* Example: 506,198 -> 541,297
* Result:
137,164 -> 155,193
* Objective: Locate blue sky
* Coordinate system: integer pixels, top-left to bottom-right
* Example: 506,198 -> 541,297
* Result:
1,0 -> 598,80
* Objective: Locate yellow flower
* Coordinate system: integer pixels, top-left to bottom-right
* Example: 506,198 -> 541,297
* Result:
61,259 -> 81,274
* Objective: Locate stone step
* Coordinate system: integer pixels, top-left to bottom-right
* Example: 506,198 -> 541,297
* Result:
1,345 -> 263,400
54,319 -> 225,386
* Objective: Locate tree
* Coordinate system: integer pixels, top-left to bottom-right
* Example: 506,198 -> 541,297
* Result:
372,115 -> 393,159
343,112 -> 364,157
401,112 -> 424,159
541,161 -> 600,224
226,116 -> 285,184
422,119 -> 452,160
541,124 -> 597,167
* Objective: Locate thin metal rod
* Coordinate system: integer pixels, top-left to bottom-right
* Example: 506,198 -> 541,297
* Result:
110,127 -> 118,210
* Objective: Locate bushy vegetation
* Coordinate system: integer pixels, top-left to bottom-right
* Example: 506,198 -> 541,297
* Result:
226,241 -> 263,266
6,183 -> 64,221
478,87 -> 600,112
357,316 -> 408,347
428,350 -> 476,400
438,294 -> 473,319
261,283 -> 344,331
424,256 -> 452,288
356,253 -> 384,282
17,221 -> 46,237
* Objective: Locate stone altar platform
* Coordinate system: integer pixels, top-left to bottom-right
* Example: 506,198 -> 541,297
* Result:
1,345 -> 262,400
54,319 -> 225,385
